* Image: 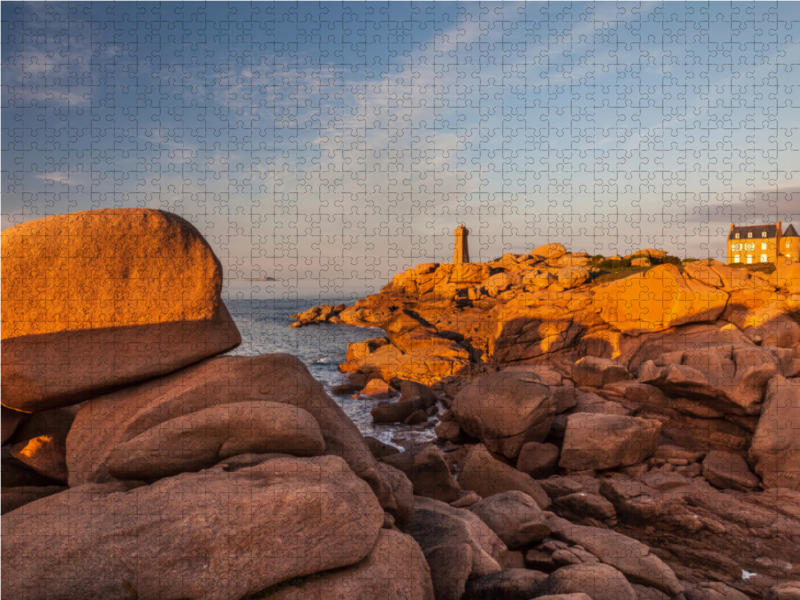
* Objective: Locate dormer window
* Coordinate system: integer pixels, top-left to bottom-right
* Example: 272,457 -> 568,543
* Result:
735,233 -> 740,239
748,232 -> 752,238
762,231 -> 767,237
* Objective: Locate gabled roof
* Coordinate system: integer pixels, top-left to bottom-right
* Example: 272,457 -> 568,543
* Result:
784,223 -> 799,237
728,224 -> 778,240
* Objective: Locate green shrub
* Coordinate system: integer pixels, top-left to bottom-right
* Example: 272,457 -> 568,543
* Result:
682,257 -> 699,263
661,255 -> 681,266
598,258 -> 631,269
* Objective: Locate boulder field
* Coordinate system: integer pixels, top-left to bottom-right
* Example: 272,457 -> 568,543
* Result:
295,244 -> 800,599
3,215 -> 799,600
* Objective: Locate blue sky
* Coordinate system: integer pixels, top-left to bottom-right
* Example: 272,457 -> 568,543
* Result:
3,2 -> 800,297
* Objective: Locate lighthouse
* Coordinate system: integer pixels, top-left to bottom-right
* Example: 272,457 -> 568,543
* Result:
453,222 -> 470,264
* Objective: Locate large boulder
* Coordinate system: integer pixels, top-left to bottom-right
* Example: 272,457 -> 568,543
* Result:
531,243 -> 567,260
557,266 -> 590,289
1,485 -> 67,515
452,369 -> 556,459
468,491 -> 550,549
267,529 -> 435,600
381,444 -> 462,502
1,407 -> 25,444
571,356 -> 631,387
2,455 -> 384,600
67,354 -> 397,512
458,445 -> 550,509
1,209 -> 241,412
750,375 -> 800,490
406,496 -> 507,597
596,264 -> 729,334
536,563 -> 637,600
546,516 -> 684,597
638,343 -> 778,412
559,414 -> 662,471
462,568 -> 547,600
702,450 -> 761,491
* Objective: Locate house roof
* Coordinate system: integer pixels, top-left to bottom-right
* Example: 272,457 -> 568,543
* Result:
784,223 -> 799,237
728,224 -> 778,240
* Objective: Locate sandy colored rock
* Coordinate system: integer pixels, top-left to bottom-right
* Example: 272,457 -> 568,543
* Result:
268,529 -> 434,600
571,356 -> 631,387
531,243 -> 567,260
67,353 -> 397,512
560,413 -> 662,471
375,461 -> 414,531
702,451 -> 761,491
452,369 -> 555,459
557,266 -> 590,289
536,563 -> 637,600
2,455 -> 383,600
596,264 -> 729,334
637,342 -> 777,412
631,257 -> 651,267
469,491 -> 549,549
750,375 -> 800,490
362,378 -> 398,399
2,209 -> 241,412
458,444 -> 550,510
763,582 -> 800,600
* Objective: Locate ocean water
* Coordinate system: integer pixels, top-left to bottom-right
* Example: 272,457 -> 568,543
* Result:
225,298 -> 424,445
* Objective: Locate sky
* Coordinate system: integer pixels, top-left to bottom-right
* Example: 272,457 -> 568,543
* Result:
3,1 -> 800,298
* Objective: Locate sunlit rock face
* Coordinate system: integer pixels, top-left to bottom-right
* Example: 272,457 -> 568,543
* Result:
1,209 -> 241,412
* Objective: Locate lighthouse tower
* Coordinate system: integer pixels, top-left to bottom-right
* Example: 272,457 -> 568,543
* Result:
453,222 -> 470,264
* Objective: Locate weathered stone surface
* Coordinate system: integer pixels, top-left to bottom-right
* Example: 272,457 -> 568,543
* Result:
424,544 -> 473,600
1,449 -> 60,488
531,243 -> 567,260
362,378 -> 398,399
381,444 -> 462,503
7,406 -> 77,482
558,266 -> 590,289
375,461 -> 414,531
637,343 -> 777,412
516,441 -> 560,477
536,595 -> 593,600
552,492 -> 617,526
372,395 -> 436,423
2,209 -> 241,412
702,451 -> 761,491
469,491 -> 549,549
572,356 -> 631,387
1,485 -> 67,515
536,563 -> 637,600
106,400 -> 325,480
683,581 -> 750,600
365,436 -> 401,459
2,455 -> 384,600
546,516 -> 684,597
596,265 -> 729,334
560,414 -> 662,471
462,568 -> 547,600
750,375 -> 800,490
67,354 -> 397,512
763,582 -> 800,600
406,496 -> 507,585
268,529 -> 435,600
452,369 -> 555,459
458,445 -> 550,510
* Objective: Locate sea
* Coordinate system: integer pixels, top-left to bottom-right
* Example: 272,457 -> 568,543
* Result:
224,297 -> 433,446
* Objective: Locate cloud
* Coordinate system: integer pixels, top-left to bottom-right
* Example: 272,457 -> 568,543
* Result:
687,187 -> 800,225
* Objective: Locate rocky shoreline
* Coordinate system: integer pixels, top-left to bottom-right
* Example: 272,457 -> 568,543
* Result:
292,242 -> 800,599
2,210 -> 799,600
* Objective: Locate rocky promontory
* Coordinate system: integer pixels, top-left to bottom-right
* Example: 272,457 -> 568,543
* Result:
294,242 -> 800,599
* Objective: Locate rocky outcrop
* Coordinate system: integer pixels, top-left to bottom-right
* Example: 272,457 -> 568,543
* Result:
66,353 -> 398,514
468,491 -> 550,549
290,303 -> 346,327
2,456 -> 384,600
750,375 -> 800,490
381,444 -> 462,502
559,414 -> 662,471
2,209 -> 241,412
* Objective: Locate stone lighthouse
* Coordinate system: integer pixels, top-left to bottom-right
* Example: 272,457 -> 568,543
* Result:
453,222 -> 470,264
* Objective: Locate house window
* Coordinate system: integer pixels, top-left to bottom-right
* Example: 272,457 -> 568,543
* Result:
734,254 -> 740,263
762,231 -> 767,237
762,242 -> 767,250
748,232 -> 752,238
747,254 -> 753,264
735,233 -> 740,239
745,242 -> 755,251
788,240 -> 792,248
732,243 -> 742,251
760,254 -> 768,263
